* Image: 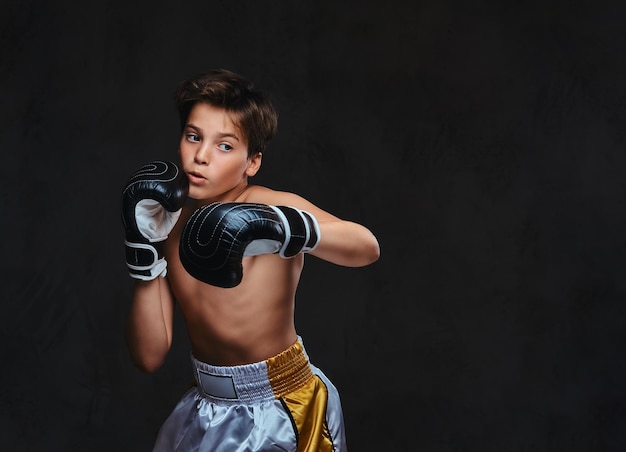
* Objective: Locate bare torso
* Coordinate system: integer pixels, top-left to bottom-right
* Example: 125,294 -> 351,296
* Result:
162,186 -> 303,366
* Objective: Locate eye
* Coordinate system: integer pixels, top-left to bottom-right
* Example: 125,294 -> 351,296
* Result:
186,133 -> 200,143
218,143 -> 233,152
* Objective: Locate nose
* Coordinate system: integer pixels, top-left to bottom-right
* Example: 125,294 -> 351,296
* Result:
194,145 -> 209,165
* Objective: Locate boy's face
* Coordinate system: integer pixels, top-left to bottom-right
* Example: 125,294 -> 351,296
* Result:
179,102 -> 261,202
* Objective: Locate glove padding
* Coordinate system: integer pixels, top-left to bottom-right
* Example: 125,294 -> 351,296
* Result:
122,160 -> 189,280
180,202 -> 321,288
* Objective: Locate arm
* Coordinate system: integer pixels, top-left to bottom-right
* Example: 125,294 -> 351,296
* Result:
125,277 -> 175,373
248,188 -> 380,267
178,189 -> 380,288
121,160 -> 188,372
311,218 -> 380,267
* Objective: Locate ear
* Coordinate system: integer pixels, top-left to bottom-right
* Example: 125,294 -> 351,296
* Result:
245,152 -> 262,177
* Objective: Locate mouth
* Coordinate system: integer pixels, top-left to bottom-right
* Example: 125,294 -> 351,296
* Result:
187,171 -> 207,184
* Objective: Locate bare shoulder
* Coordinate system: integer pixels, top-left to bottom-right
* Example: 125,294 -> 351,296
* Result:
240,186 -> 322,212
241,185 -> 340,222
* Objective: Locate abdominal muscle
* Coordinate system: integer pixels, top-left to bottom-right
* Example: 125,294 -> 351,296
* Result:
164,223 -> 304,366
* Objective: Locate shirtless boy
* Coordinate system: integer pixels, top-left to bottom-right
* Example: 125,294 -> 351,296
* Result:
121,69 -> 380,451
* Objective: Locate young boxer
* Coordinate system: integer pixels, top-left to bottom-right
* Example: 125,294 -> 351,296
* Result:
122,69 -> 380,451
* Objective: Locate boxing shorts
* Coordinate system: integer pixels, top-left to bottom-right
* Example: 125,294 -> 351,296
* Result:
152,337 -> 347,451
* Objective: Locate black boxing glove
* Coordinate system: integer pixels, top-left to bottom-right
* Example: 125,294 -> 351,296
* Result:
121,160 -> 189,280
180,202 -> 321,288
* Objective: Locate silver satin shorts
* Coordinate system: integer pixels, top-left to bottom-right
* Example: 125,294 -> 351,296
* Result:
152,338 -> 347,451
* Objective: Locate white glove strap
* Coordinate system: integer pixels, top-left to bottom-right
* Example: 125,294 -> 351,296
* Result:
298,209 -> 321,254
125,241 -> 168,280
270,206 -> 321,258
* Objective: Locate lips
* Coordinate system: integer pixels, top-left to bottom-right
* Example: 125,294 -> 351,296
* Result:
187,171 -> 207,184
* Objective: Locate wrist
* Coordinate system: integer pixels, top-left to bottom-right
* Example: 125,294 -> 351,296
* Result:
125,240 -> 168,280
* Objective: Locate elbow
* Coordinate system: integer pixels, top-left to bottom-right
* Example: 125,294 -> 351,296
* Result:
364,238 -> 381,265
124,321 -> 171,374
128,350 -> 167,374
133,355 -> 165,374
371,241 -> 381,264
349,236 -> 380,267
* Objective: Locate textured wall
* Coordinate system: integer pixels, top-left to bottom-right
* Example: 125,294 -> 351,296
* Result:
2,1 -> 625,450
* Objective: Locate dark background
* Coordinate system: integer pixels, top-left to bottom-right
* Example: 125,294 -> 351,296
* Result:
2,0 -> 626,451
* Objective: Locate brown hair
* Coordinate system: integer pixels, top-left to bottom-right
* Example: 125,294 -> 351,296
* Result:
175,69 -> 278,156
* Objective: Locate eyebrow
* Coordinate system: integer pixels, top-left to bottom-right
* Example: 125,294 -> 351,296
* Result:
216,132 -> 240,142
186,123 -> 241,142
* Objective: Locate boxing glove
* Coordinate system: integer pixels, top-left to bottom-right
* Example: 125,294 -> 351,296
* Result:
122,160 -> 189,280
180,202 -> 321,288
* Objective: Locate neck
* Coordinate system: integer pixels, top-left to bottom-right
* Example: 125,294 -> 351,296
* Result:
189,184 -> 252,208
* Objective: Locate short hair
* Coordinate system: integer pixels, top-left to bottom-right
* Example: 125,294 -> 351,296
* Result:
175,69 -> 278,156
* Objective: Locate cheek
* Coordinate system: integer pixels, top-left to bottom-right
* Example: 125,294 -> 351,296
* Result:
221,154 -> 249,172
178,143 -> 193,161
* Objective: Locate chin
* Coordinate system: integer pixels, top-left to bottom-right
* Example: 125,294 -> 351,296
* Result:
187,187 -> 207,200
187,192 -> 216,205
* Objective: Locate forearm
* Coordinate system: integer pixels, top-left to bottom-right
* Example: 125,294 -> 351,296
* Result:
125,277 -> 174,372
312,220 -> 380,267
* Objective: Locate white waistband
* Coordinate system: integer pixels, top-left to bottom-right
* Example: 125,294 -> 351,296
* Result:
191,337 -> 312,405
